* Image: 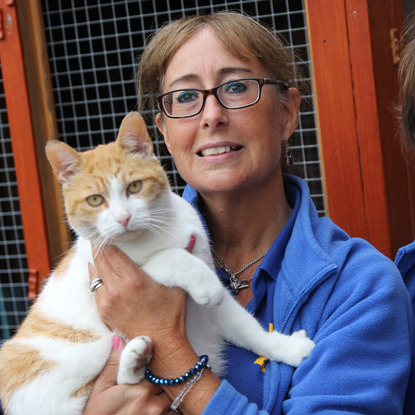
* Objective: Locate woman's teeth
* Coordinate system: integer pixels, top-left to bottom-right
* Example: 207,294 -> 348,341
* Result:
202,146 -> 230,156
200,146 -> 241,156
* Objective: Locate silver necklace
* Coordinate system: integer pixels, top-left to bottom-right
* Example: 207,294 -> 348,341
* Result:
211,249 -> 267,294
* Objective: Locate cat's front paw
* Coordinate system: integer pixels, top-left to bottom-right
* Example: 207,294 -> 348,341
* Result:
282,330 -> 315,367
117,336 -> 153,384
190,275 -> 224,307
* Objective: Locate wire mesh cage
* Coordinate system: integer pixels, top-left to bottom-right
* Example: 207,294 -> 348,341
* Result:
0,0 -> 324,339
41,0 -> 324,208
0,65 -> 31,341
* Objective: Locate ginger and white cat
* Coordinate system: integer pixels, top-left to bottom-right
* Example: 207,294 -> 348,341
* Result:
0,112 -> 314,415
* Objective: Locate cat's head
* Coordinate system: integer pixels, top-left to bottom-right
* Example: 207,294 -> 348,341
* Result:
46,112 -> 170,244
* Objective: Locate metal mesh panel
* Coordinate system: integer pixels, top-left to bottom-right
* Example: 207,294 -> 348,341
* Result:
0,64 -> 31,341
41,0 -> 324,213
0,0 -> 324,340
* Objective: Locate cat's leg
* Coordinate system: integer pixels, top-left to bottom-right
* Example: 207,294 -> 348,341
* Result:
142,248 -> 224,307
214,292 -> 315,367
117,336 -> 153,384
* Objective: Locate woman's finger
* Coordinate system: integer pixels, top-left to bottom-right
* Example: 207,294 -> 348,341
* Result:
93,336 -> 125,393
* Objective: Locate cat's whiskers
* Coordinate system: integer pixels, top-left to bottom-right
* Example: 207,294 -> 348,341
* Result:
83,230 -> 111,260
145,217 -> 176,239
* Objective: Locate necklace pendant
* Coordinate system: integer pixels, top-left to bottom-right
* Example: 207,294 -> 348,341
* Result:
229,276 -> 250,294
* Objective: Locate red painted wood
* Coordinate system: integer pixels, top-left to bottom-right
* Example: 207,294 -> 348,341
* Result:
306,0 -> 410,257
305,0 -> 369,239
0,0 -> 51,297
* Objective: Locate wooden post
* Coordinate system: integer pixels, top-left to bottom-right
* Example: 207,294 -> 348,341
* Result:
0,0 -> 51,297
306,0 -> 413,258
15,0 -> 71,265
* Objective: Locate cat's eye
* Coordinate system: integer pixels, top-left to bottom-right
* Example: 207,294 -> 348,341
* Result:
86,195 -> 105,206
127,181 -> 142,194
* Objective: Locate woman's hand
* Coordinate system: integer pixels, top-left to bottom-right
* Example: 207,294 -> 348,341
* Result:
83,336 -> 176,415
88,243 -> 221,414
89,244 -> 188,341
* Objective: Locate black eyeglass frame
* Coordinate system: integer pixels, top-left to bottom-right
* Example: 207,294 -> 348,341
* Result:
156,78 -> 290,119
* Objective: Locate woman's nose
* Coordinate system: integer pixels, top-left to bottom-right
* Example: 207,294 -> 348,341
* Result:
200,94 -> 228,128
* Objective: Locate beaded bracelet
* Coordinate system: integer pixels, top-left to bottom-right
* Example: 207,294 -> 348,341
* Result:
145,355 -> 209,386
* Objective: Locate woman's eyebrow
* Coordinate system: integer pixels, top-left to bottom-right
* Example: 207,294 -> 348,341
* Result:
219,67 -> 253,77
167,67 -> 253,90
168,74 -> 200,90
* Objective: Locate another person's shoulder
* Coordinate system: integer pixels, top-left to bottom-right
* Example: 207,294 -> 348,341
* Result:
395,240 -> 415,300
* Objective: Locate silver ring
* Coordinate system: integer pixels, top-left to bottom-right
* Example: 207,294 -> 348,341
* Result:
89,277 -> 104,294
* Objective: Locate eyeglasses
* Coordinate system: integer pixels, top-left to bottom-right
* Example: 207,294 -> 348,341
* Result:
156,78 -> 289,119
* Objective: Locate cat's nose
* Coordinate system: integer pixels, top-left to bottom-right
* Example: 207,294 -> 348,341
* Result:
116,213 -> 131,227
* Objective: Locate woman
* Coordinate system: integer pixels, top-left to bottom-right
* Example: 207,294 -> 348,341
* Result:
394,15 -> 415,415
84,12 -> 412,414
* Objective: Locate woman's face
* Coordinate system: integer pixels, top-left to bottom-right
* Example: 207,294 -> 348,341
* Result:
156,28 -> 300,197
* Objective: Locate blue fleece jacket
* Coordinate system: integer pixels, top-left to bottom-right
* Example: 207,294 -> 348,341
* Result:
183,174 -> 413,414
395,241 -> 415,415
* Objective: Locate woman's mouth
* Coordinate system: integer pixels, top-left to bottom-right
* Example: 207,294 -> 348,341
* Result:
198,145 -> 242,157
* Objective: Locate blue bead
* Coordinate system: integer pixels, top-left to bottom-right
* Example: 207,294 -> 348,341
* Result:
141,355 -> 209,387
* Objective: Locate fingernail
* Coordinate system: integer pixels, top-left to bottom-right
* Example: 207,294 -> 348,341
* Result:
112,336 -> 120,350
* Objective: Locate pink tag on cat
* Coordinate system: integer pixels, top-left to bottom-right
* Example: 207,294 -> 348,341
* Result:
186,235 -> 196,253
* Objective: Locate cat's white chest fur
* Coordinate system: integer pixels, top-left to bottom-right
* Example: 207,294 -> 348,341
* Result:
0,112 -> 314,415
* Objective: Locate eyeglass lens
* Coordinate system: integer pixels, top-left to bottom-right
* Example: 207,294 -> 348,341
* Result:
162,79 -> 261,118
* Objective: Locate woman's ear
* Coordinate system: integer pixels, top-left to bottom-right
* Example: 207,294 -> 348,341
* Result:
282,88 -> 301,141
156,112 -> 172,154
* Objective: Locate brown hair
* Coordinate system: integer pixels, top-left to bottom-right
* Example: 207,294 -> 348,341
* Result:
136,11 -> 299,123
399,15 -> 415,153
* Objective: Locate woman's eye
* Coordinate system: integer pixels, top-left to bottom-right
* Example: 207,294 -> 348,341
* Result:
177,90 -> 199,104
127,181 -> 142,194
86,195 -> 104,206
223,81 -> 247,94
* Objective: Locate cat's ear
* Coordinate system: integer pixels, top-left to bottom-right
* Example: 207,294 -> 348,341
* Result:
45,140 -> 82,183
116,112 -> 154,157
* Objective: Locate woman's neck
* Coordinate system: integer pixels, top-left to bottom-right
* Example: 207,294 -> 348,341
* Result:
200,175 -> 291,267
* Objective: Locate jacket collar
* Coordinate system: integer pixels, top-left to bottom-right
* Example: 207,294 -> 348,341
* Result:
182,174 -> 338,328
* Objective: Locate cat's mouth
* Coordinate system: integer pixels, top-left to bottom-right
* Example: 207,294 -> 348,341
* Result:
111,228 -> 143,242
198,145 -> 243,157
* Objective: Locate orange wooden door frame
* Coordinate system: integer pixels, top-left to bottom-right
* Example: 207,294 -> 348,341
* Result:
0,0 -> 51,297
306,0 -> 413,258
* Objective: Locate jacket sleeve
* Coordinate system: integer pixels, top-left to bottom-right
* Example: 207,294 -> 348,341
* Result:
283,255 -> 413,414
203,380 -> 270,415
203,249 -> 412,415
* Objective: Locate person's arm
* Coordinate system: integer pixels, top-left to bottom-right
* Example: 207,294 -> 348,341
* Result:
281,257 -> 413,414
202,257 -> 413,415
87,245 -> 222,415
